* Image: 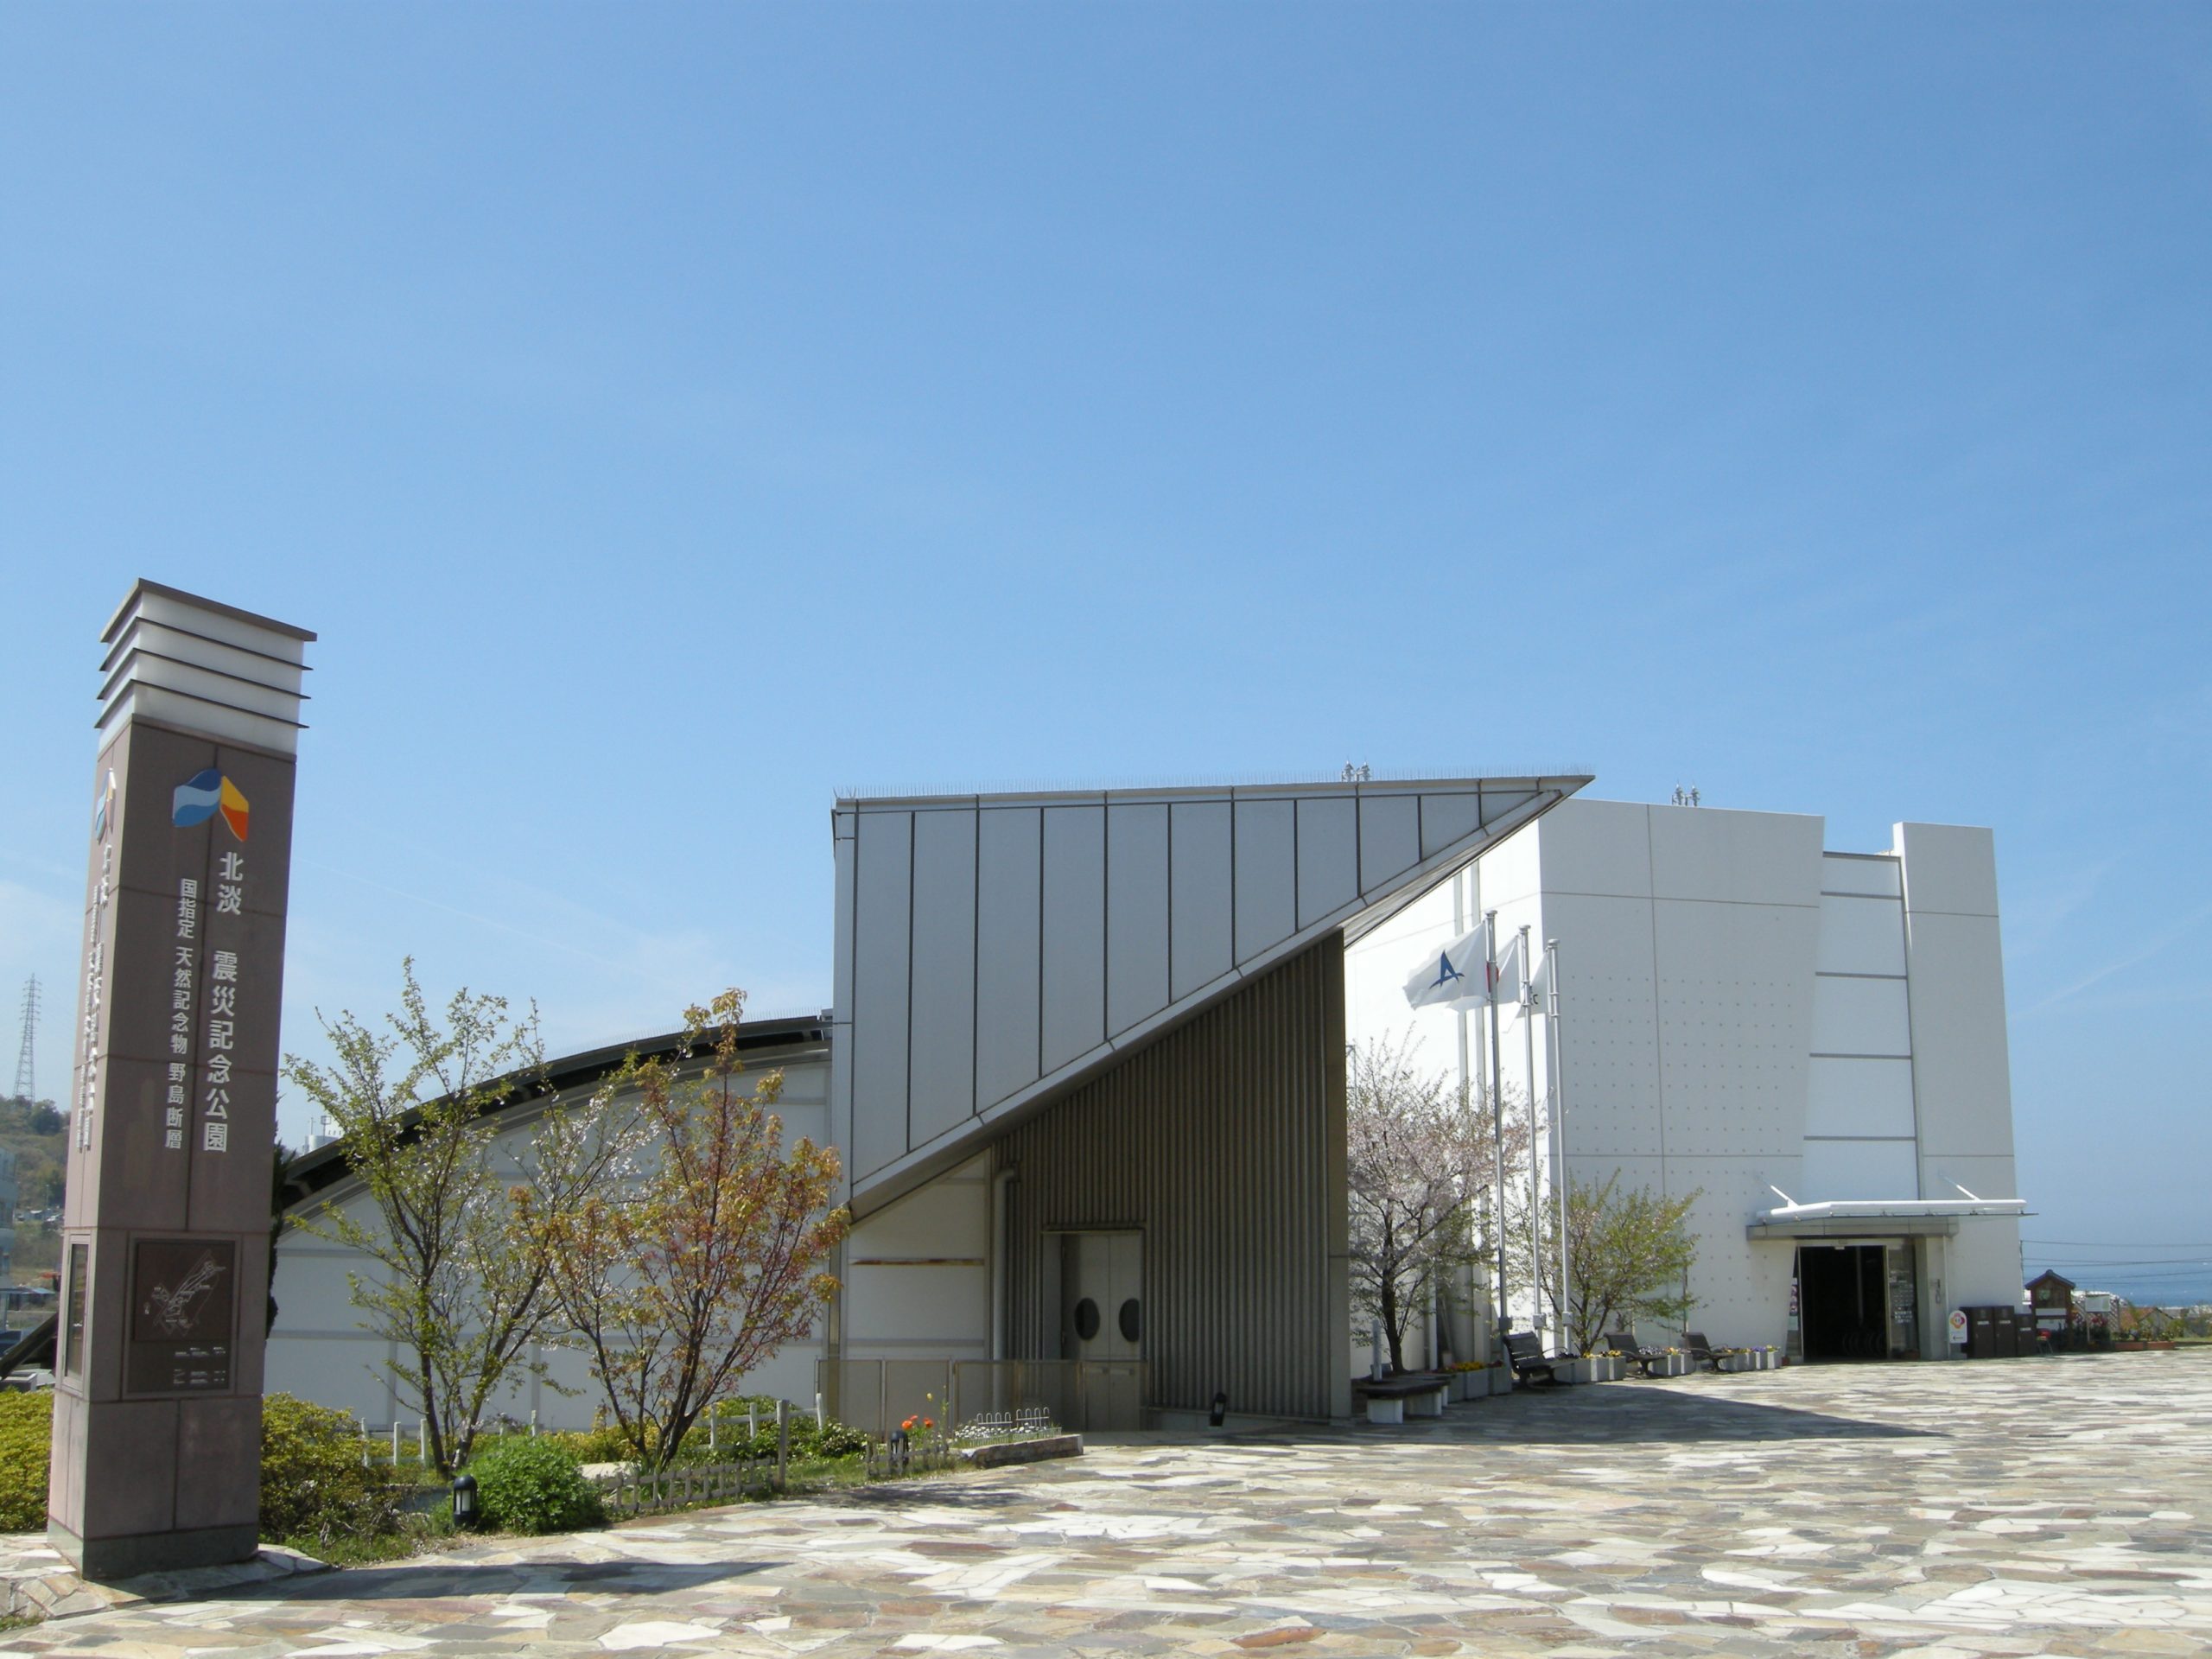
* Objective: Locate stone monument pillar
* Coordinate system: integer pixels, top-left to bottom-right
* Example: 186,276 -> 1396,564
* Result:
48,581 -> 313,1580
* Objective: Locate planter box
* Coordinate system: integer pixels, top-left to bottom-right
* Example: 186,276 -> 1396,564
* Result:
1490,1366 -> 1516,1396
1452,1372 -> 1483,1402
1719,1353 -> 1751,1374
1562,1358 -> 1594,1385
958,1433 -> 1084,1469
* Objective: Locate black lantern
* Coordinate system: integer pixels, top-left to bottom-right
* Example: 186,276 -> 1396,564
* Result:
450,1471 -> 480,1529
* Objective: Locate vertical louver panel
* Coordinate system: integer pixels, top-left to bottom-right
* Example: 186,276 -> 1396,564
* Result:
1000,939 -> 1347,1421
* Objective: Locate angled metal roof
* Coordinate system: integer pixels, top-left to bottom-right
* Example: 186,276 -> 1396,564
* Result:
831,772 -> 1591,1212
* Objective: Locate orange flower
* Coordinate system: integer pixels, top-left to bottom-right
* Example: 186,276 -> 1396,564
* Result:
923,1418 -> 934,1430
900,1415 -> 917,1431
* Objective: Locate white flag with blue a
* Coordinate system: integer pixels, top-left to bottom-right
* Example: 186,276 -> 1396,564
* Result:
1403,927 -> 1485,1012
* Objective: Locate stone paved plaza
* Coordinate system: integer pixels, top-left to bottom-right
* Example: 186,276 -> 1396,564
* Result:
10,1351 -> 2209,1656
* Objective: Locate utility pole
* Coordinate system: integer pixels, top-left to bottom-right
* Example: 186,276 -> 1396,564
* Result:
12,976 -> 36,1103
1484,911 -> 1510,1352
1546,939 -> 1570,1353
1520,925 -> 1542,1350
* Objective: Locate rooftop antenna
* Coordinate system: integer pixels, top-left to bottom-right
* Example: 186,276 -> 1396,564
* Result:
1670,784 -> 1702,807
12,976 -> 37,1103
1340,763 -> 1371,783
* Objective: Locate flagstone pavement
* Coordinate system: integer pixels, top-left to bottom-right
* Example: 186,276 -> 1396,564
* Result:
10,1351 -> 2210,1657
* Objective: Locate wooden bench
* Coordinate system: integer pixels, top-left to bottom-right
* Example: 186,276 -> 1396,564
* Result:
1504,1332 -> 1557,1387
1354,1373 -> 1452,1424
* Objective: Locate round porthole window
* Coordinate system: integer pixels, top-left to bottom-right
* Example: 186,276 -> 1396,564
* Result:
1073,1298 -> 1101,1341
1118,1298 -> 1141,1344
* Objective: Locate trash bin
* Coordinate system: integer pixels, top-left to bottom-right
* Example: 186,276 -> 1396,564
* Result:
1991,1306 -> 2018,1358
1967,1306 -> 1997,1359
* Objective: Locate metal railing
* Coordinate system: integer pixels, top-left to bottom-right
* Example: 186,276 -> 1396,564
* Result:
818,1357 -> 1149,1435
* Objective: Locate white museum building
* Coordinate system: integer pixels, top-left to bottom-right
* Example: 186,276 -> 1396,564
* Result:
265,778 -> 2029,1430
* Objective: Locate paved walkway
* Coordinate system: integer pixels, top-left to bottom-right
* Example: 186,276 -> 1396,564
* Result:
10,1351 -> 2210,1656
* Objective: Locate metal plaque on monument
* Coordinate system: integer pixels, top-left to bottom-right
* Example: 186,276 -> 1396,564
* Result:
48,582 -> 313,1580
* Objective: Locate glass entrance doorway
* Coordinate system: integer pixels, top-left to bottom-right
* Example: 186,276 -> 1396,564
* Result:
1796,1242 -> 1908,1361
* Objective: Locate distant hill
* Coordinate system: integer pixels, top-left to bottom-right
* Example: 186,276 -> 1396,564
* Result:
0,1096 -> 68,1281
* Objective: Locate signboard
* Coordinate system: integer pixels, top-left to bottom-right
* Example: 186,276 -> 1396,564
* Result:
125,1239 -> 237,1394
49,582 -> 313,1580
1948,1309 -> 1969,1345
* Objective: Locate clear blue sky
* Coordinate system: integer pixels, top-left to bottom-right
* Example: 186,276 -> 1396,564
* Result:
3,8 -> 2207,1296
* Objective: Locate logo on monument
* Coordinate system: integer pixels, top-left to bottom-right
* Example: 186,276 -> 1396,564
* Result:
92,770 -> 117,842
173,769 -> 249,841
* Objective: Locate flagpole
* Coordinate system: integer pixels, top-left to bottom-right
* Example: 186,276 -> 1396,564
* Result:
1520,923 -> 1543,1351
1547,938 -> 1570,1351
1485,910 -> 1510,1353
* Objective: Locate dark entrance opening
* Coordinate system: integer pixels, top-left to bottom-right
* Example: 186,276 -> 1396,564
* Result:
1798,1244 -> 1888,1361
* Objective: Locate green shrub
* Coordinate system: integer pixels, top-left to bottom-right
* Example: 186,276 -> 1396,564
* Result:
0,1392 -> 53,1532
465,1434 -> 604,1535
260,1394 -> 406,1546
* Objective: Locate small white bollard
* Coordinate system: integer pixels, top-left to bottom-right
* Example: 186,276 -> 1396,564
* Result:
531,1410 -> 538,1437
391,1421 -> 401,1461
419,1419 -> 429,1462
815,1391 -> 824,1431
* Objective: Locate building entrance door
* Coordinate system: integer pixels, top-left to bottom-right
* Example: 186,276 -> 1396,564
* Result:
1059,1231 -> 1142,1429
1797,1243 -> 1891,1361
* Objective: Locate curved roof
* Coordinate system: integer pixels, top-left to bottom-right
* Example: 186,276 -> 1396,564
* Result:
281,1013 -> 830,1210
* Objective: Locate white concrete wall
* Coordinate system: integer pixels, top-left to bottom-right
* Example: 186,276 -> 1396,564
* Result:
266,1048 -> 835,1429
1896,822 -> 2024,1310
1345,799 -> 2025,1358
837,1153 -> 993,1365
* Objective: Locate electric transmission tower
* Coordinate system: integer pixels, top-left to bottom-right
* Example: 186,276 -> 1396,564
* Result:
12,976 -> 37,1104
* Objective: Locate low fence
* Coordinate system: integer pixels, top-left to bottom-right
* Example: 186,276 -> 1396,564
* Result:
819,1357 -> 1147,1435
595,1455 -> 771,1517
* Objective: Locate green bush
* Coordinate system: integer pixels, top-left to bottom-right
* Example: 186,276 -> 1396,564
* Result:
465,1434 -> 604,1535
0,1391 -> 52,1532
260,1394 -> 407,1546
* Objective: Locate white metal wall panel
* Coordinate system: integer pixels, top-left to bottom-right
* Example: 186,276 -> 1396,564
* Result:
1169,801 -> 1233,999
974,808 -> 1042,1109
1649,804 -> 1825,906
1106,803 -> 1171,1036
1816,893 -> 1907,976
1811,975 -> 1912,1057
1799,1136 -> 1918,1202
1902,910 -> 2017,1159
1295,796 -> 1359,926
1357,793 -> 1421,893
907,809 -> 979,1146
1419,789 -> 1482,858
1539,891 -> 1662,1158
837,776 -> 1589,1210
1039,804 -> 1107,1072
852,810 -> 914,1179
1896,822 -> 2000,918
1531,798 -> 1654,899
1804,1055 -> 1917,1139
1822,854 -> 1901,898
1233,798 -> 1297,963
1652,896 -> 1818,1158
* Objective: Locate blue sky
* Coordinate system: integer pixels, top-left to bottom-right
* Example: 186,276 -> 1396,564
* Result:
3,8 -> 2207,1296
